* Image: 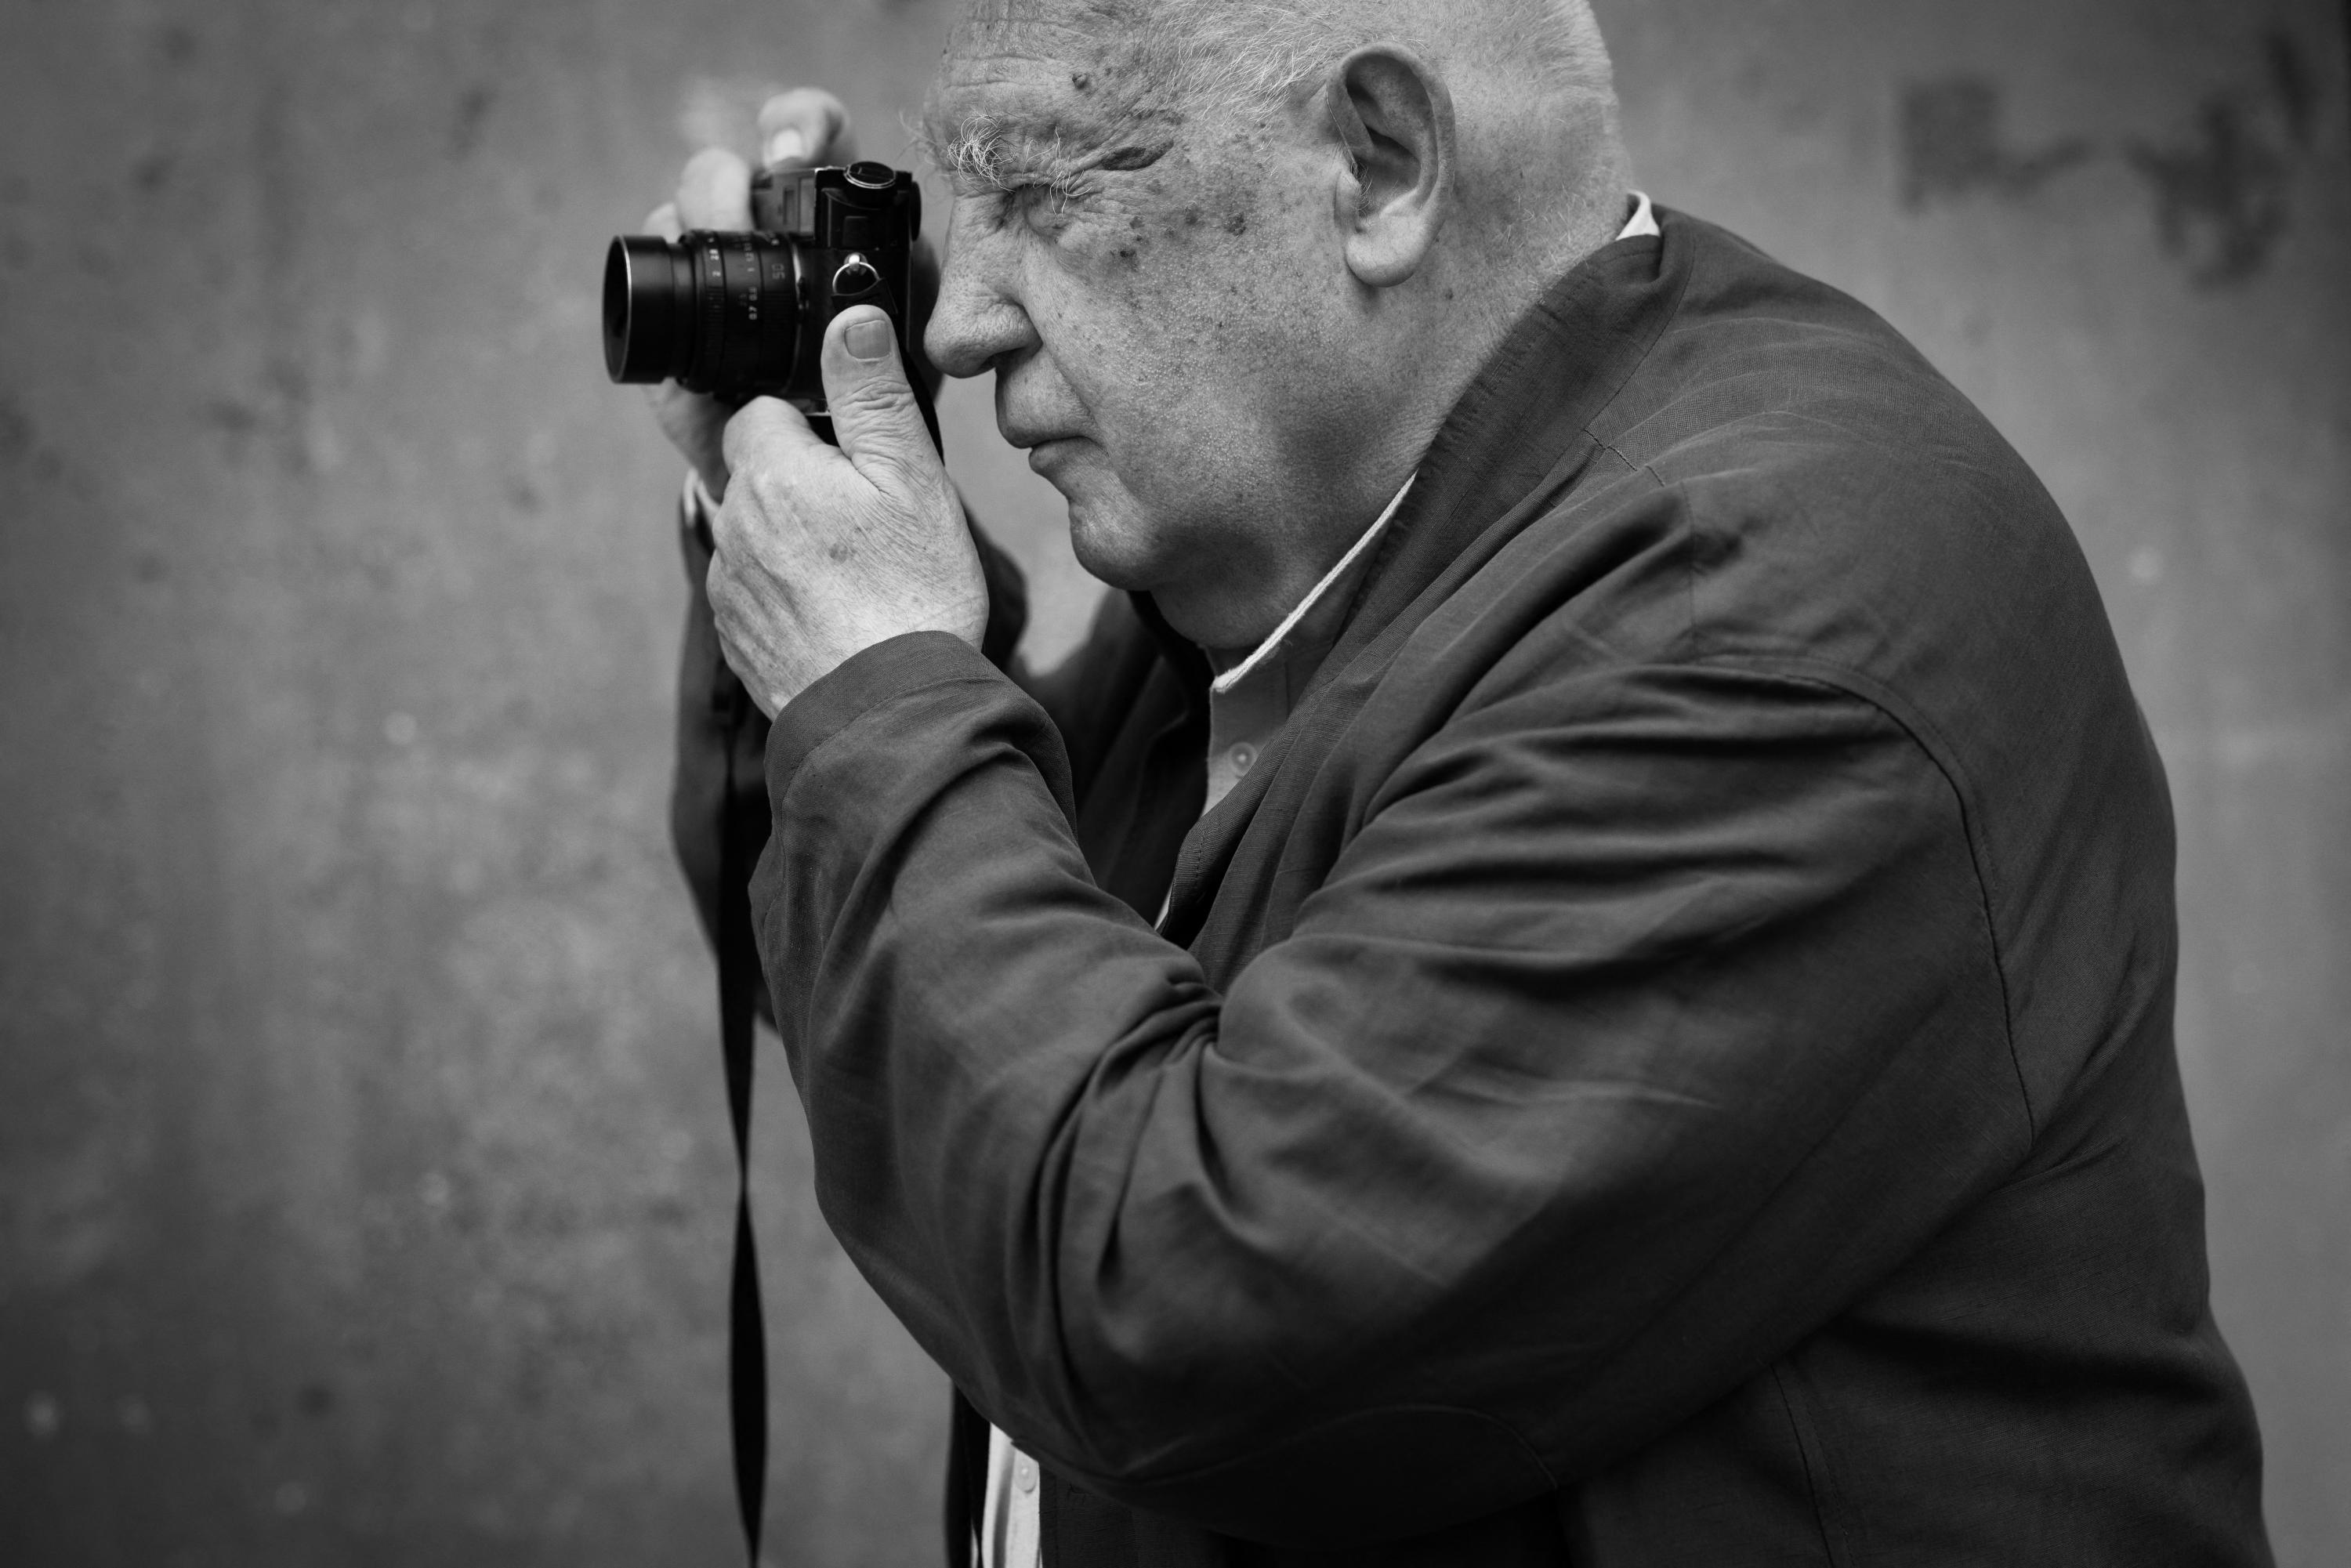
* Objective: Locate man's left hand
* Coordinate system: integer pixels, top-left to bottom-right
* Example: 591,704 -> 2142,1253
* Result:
710,306 -> 990,718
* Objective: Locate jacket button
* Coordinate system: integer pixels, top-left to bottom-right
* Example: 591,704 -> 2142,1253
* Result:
1230,743 -> 1256,775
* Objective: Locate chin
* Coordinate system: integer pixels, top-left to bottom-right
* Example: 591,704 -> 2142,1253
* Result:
1057,482 -> 1164,595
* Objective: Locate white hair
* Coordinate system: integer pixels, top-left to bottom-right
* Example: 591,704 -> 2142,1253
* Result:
1137,0 -> 1615,117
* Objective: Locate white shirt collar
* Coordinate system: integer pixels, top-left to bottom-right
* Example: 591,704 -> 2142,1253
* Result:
1621,189 -> 1659,241
1206,192 -> 1657,695
1209,474 -> 1416,696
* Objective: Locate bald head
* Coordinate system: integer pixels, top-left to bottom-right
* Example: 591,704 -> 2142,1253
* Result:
955,0 -> 1611,97
938,0 -> 1631,284
1121,0 -> 1612,110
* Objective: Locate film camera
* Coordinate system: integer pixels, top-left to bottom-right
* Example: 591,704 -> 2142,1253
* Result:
603,160 -> 922,415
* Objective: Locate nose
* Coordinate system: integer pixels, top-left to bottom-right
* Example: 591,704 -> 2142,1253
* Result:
923,205 -> 1039,379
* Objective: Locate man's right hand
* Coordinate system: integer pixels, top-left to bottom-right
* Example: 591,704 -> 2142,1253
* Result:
641,88 -> 860,505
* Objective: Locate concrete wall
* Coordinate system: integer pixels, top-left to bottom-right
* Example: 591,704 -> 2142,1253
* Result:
0,1 -> 2342,1563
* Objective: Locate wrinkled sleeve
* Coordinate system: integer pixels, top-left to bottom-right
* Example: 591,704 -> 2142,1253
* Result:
752,632 -> 2025,1548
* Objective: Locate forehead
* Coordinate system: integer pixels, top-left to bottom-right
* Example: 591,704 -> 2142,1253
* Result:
929,0 -> 1161,134
952,0 -> 1143,53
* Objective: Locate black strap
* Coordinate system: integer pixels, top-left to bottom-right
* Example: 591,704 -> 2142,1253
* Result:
709,374 -> 945,1566
717,683 -> 769,1560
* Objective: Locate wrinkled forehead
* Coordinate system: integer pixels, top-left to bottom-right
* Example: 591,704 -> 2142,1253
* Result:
952,0 -> 1147,47
929,0 -> 1160,131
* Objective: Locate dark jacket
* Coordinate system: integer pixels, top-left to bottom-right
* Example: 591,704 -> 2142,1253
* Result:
673,210 -> 2270,1566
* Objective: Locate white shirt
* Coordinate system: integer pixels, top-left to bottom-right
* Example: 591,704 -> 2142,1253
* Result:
976,190 -> 1658,1568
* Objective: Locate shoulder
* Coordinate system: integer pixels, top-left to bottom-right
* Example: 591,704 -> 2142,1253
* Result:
1499,215 -> 2125,757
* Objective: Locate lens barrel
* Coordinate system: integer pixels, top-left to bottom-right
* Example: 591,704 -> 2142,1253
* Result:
602,230 -> 801,396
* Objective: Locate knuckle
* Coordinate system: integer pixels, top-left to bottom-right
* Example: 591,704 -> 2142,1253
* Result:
762,87 -> 849,147
833,375 -> 911,419
719,412 -> 761,468
854,450 -> 925,498
741,464 -> 791,516
710,497 -> 746,553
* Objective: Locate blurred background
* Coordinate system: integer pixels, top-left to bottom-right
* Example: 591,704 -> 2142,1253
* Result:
1,0 -> 2344,1562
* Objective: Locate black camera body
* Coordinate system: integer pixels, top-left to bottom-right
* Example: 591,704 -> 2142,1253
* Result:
603,161 -> 922,412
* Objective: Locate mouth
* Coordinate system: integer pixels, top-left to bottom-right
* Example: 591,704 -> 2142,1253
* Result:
1001,422 -> 1071,449
1020,435 -> 1082,475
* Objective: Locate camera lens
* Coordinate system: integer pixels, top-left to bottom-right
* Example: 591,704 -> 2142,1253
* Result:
602,230 -> 801,396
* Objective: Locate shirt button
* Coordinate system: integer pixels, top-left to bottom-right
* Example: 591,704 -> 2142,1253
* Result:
1229,744 -> 1256,775
1014,1454 -> 1038,1494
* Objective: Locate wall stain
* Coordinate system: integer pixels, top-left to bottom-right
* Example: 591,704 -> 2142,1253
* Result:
0,389 -> 58,482
2264,28 -> 2318,146
2125,29 -> 2317,288
0,391 -> 31,465
1899,30 -> 2324,291
2127,100 -> 2293,288
1900,78 -> 2092,208
201,357 -> 321,477
451,85 -> 495,159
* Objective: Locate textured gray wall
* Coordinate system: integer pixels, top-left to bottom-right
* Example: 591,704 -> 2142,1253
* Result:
0,1 -> 2342,1564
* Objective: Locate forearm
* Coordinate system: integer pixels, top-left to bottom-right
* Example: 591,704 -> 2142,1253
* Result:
755,643 -> 2024,1541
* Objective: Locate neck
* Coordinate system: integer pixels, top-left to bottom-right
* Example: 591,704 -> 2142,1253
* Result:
1155,125 -> 1632,652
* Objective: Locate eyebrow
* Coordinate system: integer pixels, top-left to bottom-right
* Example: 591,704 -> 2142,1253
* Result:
918,112 -> 1173,197
919,113 -> 1074,194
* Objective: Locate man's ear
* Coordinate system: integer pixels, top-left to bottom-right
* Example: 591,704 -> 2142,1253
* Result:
1324,45 -> 1455,288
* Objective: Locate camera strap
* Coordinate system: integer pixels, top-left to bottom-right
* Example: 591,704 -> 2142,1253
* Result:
707,373 -> 947,1568
716,682 -> 770,1563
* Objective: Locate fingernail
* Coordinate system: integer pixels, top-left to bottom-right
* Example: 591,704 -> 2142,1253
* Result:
766,128 -> 810,165
846,318 -> 893,362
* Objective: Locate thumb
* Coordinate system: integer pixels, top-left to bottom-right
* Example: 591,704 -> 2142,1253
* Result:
820,306 -> 940,488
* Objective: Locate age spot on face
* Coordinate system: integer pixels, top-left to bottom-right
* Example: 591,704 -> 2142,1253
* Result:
1224,212 -> 1248,236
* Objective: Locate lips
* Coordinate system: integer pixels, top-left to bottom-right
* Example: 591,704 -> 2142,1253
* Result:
999,423 -> 1075,451
1003,425 -> 1083,464
1025,437 -> 1076,475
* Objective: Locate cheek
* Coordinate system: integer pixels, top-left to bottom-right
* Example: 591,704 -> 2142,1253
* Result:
1048,293 -> 1237,473
1020,182 -> 1302,492
1041,228 -> 1252,402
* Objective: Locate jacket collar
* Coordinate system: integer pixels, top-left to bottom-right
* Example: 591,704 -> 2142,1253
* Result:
1155,212 -> 1691,944
1318,220 -> 1683,688
1128,588 -> 1211,715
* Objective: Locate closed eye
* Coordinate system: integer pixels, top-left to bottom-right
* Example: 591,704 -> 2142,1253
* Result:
924,114 -> 1091,222
987,175 -> 1090,236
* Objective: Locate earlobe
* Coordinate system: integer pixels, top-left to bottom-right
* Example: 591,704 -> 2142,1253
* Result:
1324,46 -> 1454,289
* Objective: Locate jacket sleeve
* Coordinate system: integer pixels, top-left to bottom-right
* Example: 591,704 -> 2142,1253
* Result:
750,632 -> 2027,1548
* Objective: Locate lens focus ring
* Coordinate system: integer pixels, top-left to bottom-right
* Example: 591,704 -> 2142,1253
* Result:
602,229 -> 802,396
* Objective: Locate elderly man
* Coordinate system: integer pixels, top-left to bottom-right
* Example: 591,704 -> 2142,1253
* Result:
647,1 -> 2272,1563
